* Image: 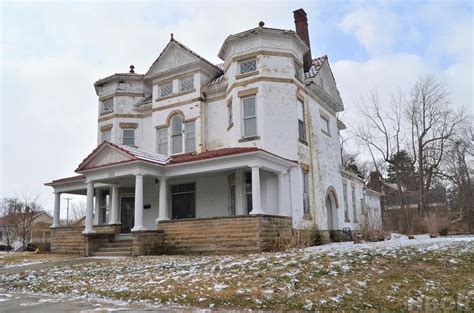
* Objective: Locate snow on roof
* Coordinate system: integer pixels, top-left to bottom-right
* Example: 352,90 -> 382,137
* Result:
116,143 -> 169,164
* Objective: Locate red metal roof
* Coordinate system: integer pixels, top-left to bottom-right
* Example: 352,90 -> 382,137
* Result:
45,175 -> 86,186
170,147 -> 260,164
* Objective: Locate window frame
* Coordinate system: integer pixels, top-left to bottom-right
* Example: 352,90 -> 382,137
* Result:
343,183 -> 350,222
227,100 -> 233,129
179,76 -> 194,92
294,61 -> 303,82
303,170 -> 310,215
101,98 -> 114,114
122,128 -> 135,146
157,127 -> 168,155
170,115 -> 183,155
239,58 -> 257,74
351,185 -> 358,223
242,95 -> 257,138
320,114 -> 331,136
298,100 -> 306,142
184,121 -> 196,153
160,82 -> 173,97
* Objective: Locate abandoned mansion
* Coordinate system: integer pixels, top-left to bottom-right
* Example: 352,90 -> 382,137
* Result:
46,9 -> 381,256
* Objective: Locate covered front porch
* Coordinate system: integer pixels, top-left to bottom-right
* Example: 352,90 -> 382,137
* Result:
46,144 -> 301,254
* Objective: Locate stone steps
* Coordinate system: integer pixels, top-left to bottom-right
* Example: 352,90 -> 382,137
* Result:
91,234 -> 133,257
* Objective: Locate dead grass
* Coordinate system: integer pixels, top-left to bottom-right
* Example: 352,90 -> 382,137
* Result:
1,252 -> 74,265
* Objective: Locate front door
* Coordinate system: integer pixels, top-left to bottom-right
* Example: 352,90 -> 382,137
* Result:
171,183 -> 196,219
120,197 -> 135,233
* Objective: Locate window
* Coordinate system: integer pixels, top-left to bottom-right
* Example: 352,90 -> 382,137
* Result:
352,185 -> 358,223
179,76 -> 194,92
343,183 -> 350,222
171,183 -> 196,219
242,96 -> 257,137
157,128 -> 168,155
160,82 -> 173,97
228,101 -> 233,127
295,62 -> 303,82
122,129 -> 135,146
298,100 -> 306,141
171,115 -> 183,154
101,98 -> 113,114
245,172 -> 252,214
303,171 -> 310,215
321,114 -> 330,135
101,129 -> 111,142
184,121 -> 195,153
239,58 -> 257,74
99,189 -> 110,225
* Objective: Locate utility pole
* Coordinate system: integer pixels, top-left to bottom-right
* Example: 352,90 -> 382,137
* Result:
64,197 -> 73,224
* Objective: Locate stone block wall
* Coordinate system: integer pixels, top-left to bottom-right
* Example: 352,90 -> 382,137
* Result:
132,230 -> 164,256
157,215 -> 292,254
50,226 -> 85,254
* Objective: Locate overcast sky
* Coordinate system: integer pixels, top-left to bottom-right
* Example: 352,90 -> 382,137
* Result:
1,0 -> 472,216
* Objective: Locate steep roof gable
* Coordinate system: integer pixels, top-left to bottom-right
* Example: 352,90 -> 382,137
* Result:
145,37 -> 222,80
76,142 -> 168,172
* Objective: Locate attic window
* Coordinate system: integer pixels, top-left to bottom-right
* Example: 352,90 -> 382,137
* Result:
160,82 -> 173,97
179,76 -> 194,92
239,59 -> 257,74
101,98 -> 114,114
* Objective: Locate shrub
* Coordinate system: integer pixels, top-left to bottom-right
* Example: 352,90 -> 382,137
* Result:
270,229 -> 313,252
26,242 -> 50,253
421,211 -> 451,236
359,213 -> 386,242
0,244 -> 13,251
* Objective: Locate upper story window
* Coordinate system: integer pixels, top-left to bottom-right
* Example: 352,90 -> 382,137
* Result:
239,58 -> 257,74
242,96 -> 257,138
297,100 -> 306,142
159,114 -> 196,156
157,128 -> 168,155
303,170 -> 310,215
160,82 -> 173,97
101,129 -> 111,143
352,185 -> 358,223
320,114 -> 330,136
101,98 -> 114,114
179,76 -> 194,92
122,129 -> 135,146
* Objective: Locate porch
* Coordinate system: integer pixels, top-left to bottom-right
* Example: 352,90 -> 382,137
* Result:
46,144 -> 301,255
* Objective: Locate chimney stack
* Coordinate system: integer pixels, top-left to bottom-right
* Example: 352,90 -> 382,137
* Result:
293,8 -> 312,72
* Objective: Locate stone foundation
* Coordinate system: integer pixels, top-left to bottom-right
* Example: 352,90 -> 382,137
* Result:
132,230 -> 164,256
157,215 -> 292,254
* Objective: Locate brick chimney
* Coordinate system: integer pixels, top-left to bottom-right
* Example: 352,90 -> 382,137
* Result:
293,8 -> 312,72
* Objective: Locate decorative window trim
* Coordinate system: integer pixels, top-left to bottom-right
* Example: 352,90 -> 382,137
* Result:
100,124 -> 113,131
100,98 -> 114,115
298,100 -> 307,143
238,58 -> 257,75
237,87 -> 258,98
156,88 -> 196,101
236,70 -> 259,80
119,123 -> 138,129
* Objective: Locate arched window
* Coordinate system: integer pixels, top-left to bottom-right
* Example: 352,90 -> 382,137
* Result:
157,113 -> 196,156
171,115 -> 183,154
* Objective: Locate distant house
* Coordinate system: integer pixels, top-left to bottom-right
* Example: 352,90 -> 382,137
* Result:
0,211 -> 53,250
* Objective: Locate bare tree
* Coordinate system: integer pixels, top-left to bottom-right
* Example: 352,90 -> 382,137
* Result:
407,76 -> 466,214
0,199 -> 18,252
69,201 -> 86,224
353,90 -> 414,232
0,195 -> 43,249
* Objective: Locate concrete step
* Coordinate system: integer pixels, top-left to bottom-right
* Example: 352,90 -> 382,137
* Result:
92,251 -> 131,257
105,241 -> 132,247
96,246 -> 132,253
115,234 -> 133,241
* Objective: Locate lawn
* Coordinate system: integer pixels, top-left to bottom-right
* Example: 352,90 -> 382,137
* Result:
1,235 -> 472,311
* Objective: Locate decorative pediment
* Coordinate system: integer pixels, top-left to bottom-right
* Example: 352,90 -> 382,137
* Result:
76,143 -> 133,171
145,38 -> 223,80
146,41 -> 200,79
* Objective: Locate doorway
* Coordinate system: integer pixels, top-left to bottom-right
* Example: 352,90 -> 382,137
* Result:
120,197 -> 135,233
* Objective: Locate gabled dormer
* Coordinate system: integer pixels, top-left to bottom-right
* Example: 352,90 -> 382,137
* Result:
145,36 -> 223,104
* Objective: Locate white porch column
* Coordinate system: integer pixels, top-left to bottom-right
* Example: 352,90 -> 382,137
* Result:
250,166 -> 263,214
83,182 -> 95,234
278,172 -> 286,215
52,192 -> 61,227
132,174 -> 145,231
156,177 -> 169,222
235,170 -> 245,215
110,185 -> 120,224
